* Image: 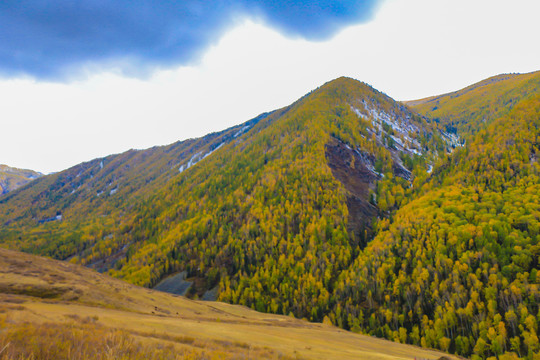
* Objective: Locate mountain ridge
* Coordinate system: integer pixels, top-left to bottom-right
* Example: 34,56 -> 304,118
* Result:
0,164 -> 42,195
405,70 -> 540,140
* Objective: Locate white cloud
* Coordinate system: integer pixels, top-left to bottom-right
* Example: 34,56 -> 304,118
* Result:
1,0 -> 539,173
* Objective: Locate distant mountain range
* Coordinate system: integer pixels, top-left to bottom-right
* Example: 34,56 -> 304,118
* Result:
0,70 -> 538,360
0,164 -> 42,195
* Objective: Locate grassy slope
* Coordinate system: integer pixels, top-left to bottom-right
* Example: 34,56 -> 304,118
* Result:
0,248 -> 458,360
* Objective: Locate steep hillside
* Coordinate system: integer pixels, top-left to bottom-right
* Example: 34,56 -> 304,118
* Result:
0,77 -> 448,316
0,113 -> 267,261
99,78 -> 448,313
0,248 -> 459,360
333,90 -> 540,357
406,70 -> 540,140
0,164 -> 41,194
4,73 -> 536,360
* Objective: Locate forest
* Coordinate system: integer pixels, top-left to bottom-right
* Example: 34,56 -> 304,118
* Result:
0,73 -> 539,359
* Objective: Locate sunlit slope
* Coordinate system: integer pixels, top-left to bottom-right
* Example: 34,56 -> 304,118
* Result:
406,70 -> 540,139
334,94 -> 540,358
0,248 -> 458,360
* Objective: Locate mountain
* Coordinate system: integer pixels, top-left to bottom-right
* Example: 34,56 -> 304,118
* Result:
0,248 -> 459,360
0,77 -> 447,301
105,77 -> 452,304
0,164 -> 41,194
1,73 -> 539,359
406,70 -> 540,140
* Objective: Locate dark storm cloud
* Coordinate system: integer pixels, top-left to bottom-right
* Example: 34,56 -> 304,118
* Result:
0,0 -> 380,80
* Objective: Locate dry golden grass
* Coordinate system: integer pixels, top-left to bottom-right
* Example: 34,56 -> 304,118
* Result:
0,249 -> 460,360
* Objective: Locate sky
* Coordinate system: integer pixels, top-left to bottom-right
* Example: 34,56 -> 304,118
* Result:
1,0 -> 539,174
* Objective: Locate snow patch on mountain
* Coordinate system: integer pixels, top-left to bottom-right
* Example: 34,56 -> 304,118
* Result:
234,125 -> 251,138
203,142 -> 224,159
351,102 -> 424,157
179,143 -> 225,173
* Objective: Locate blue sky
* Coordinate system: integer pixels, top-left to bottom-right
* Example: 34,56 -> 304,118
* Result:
1,0 -> 539,174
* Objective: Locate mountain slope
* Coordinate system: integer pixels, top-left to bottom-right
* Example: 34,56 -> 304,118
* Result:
0,164 -> 41,194
0,248 -> 459,360
405,70 -> 540,140
0,113 -> 267,261
0,77 -> 447,316
103,77 -> 448,314
4,73 -> 536,359
333,85 -> 540,358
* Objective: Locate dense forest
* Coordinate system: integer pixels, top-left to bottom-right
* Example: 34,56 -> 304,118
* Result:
334,94 -> 540,359
0,72 -> 539,359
